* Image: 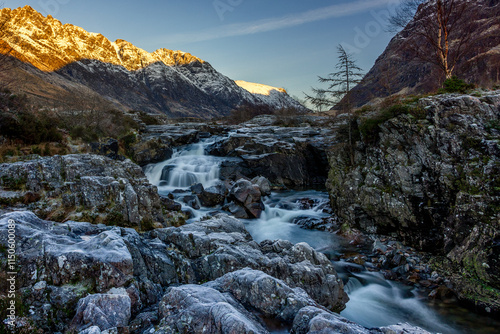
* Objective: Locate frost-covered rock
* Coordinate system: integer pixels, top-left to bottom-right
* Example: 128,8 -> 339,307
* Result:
0,211 -> 134,291
291,307 -> 431,334
71,293 -> 131,331
156,285 -> 268,334
378,323 -> 433,334
0,211 -> 348,332
292,306 -> 371,334
0,154 -> 164,226
157,214 -> 348,312
206,269 -> 319,322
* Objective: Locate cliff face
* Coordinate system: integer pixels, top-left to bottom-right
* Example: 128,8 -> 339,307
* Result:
350,0 -> 500,107
327,92 -> 500,313
0,6 -> 304,117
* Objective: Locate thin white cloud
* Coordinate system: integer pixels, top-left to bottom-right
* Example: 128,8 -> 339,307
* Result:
160,0 -> 396,44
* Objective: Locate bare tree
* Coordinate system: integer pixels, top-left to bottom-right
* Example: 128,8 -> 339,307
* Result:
305,45 -> 364,162
388,0 -> 473,80
387,0 -> 425,33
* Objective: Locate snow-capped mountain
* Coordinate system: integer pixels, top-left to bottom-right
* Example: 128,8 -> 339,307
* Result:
235,81 -> 303,110
0,6 -> 304,117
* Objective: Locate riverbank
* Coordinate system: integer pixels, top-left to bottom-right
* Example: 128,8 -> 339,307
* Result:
1,92 -> 499,333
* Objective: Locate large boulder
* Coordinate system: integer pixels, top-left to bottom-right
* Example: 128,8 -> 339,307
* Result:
292,306 -> 431,334
0,154 -> 165,227
156,285 -> 268,334
0,212 -> 134,292
190,183 -> 227,207
157,214 -> 348,312
71,293 -> 131,331
228,179 -> 265,218
206,269 -> 319,322
327,93 -> 500,313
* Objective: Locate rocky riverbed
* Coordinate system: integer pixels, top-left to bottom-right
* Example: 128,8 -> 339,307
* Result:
0,92 -> 499,333
0,211 -> 432,333
328,92 -> 500,315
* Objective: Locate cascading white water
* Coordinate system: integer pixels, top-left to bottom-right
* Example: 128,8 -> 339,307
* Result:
146,134 -> 499,334
145,138 -> 222,191
340,271 -> 458,333
244,190 -> 344,251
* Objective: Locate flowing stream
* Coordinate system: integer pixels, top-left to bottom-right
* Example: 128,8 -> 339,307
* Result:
146,136 -> 500,334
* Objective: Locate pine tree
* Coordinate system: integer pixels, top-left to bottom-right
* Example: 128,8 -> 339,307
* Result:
305,45 -> 364,163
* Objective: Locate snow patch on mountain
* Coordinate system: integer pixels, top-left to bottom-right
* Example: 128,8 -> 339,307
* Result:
236,80 -> 305,110
235,80 -> 286,96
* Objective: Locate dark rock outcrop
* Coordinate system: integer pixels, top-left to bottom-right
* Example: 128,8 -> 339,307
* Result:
327,93 -> 500,313
191,183 -> 227,207
228,179 -> 265,218
208,120 -> 336,187
90,139 -> 122,161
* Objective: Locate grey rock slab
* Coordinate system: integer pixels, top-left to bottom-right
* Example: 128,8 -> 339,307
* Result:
157,284 -> 269,334
72,293 -> 131,331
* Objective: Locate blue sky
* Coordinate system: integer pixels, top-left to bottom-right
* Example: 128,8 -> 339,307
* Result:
2,0 -> 400,101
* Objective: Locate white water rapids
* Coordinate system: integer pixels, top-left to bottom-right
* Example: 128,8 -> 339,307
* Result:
145,136 -> 499,334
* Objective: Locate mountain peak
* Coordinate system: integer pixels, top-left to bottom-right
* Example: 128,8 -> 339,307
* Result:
0,6 -> 304,118
0,6 -> 206,72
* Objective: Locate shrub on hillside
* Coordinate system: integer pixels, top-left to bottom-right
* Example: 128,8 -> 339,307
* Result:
0,109 -> 63,145
438,76 -> 475,94
65,109 -> 139,143
358,103 -> 426,143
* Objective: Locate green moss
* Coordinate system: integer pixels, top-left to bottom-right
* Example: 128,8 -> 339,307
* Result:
140,218 -> 156,232
461,135 -> 485,153
0,176 -> 27,191
486,120 -> 500,132
103,209 -> 125,226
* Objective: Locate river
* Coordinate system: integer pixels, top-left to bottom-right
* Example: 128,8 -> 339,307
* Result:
145,136 -> 500,334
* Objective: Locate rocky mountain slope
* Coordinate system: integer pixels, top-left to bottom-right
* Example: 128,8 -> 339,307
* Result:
327,92 -> 500,314
0,6 -> 304,117
349,0 -> 500,107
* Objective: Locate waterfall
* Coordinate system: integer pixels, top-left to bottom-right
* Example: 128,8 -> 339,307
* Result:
145,139 -> 221,191
145,133 -> 493,334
